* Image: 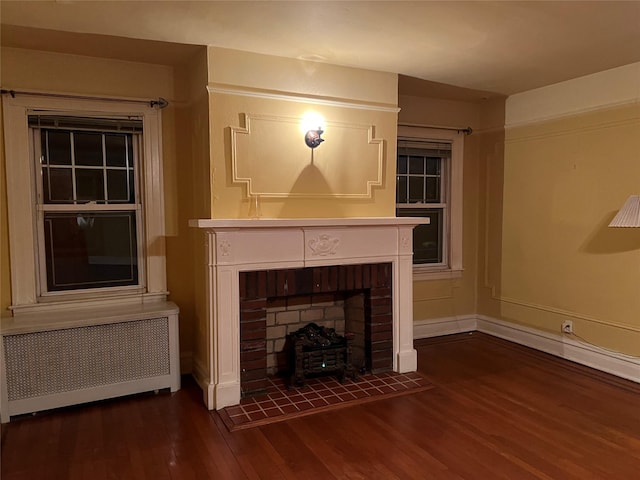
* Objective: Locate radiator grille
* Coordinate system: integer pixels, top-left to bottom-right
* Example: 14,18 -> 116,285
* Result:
3,317 -> 170,401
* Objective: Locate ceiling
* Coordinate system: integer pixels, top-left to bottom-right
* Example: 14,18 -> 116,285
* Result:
2,1 -> 640,97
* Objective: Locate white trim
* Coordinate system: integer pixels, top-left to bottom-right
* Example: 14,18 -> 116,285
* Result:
413,315 -> 477,338
396,126 -> 464,273
413,268 -> 463,282
413,314 -> 640,384
206,85 -> 400,113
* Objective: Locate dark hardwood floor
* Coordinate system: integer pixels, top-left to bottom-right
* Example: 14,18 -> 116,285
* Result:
2,332 -> 639,479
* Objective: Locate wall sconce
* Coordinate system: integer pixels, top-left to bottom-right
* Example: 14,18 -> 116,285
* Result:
301,111 -> 325,149
609,195 -> 640,227
304,128 -> 324,149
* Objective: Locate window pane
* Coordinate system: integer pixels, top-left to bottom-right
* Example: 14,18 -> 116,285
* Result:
44,131 -> 72,165
43,168 -> 73,203
397,208 -> 443,264
105,134 -> 128,167
396,176 -> 407,203
107,170 -> 134,203
408,176 -> 425,203
76,169 -> 105,202
426,157 -> 440,175
425,177 -> 441,202
397,155 -> 407,175
43,212 -> 138,291
408,155 -> 424,174
74,132 -> 103,166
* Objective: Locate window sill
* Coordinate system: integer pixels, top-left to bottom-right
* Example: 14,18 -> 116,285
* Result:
8,291 -> 169,317
412,268 -> 463,282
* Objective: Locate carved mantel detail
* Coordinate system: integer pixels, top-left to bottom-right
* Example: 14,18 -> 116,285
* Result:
308,234 -> 340,256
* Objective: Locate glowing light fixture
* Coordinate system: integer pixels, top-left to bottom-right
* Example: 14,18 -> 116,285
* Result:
301,111 -> 325,149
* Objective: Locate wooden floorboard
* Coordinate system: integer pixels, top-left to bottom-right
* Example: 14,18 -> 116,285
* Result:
2,332 -> 639,479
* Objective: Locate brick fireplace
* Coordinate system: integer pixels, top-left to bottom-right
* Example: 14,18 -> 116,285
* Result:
240,263 -> 393,396
189,218 -> 426,410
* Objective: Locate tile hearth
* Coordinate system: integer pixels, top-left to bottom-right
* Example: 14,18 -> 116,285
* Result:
218,371 -> 432,431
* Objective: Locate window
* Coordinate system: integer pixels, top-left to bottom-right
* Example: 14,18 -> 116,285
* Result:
31,116 -> 142,294
3,95 -> 167,312
396,126 -> 463,279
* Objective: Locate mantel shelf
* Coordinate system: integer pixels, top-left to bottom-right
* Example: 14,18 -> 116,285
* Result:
189,217 -> 429,230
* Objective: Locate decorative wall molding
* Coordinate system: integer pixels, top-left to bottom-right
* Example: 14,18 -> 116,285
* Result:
414,314 -> 640,384
207,84 -> 400,113
229,113 -> 385,198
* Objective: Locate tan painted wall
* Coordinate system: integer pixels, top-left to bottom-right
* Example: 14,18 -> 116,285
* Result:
205,47 -> 398,219
165,47 -> 210,374
480,103 -> 640,355
398,94 -> 506,323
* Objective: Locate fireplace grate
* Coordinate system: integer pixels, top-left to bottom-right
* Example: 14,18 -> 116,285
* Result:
289,323 -> 357,387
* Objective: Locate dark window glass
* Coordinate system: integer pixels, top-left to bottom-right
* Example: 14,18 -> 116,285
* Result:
397,208 -> 443,264
425,177 -> 440,203
107,170 -> 133,203
408,155 -> 424,174
408,177 -> 424,203
43,168 -> 73,203
76,169 -> 105,202
74,132 -> 104,166
396,176 -> 407,203
44,131 -> 72,165
43,212 -> 138,291
105,134 -> 128,167
426,157 -> 440,175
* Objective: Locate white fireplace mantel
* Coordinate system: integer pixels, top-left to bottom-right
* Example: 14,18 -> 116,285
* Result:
189,217 -> 428,410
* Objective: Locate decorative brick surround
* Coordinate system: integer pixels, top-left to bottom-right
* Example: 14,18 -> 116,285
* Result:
239,263 -> 392,396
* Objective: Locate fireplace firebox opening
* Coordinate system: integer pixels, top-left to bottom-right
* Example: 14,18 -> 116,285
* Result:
239,263 -> 393,398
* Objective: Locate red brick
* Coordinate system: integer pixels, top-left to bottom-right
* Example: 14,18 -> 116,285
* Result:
241,358 -> 266,371
369,314 -> 393,324
240,310 -> 267,322
240,339 -> 266,351
361,264 -> 371,288
241,369 -> 267,382
369,340 -> 393,352
241,327 -> 267,341
239,272 -> 247,299
369,322 -> 392,333
241,350 -> 267,362
267,296 -> 286,309
370,287 -> 392,298
240,298 -> 267,311
371,331 -> 393,342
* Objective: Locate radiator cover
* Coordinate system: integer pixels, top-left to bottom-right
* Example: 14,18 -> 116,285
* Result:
0,302 -> 180,422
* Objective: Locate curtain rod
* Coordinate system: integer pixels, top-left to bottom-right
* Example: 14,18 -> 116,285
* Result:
0,89 -> 169,109
398,122 -> 472,135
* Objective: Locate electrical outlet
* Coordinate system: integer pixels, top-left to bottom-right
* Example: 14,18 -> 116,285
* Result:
561,320 -> 573,334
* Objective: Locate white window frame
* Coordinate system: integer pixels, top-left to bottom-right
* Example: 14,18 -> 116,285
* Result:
3,94 -> 168,314
397,125 -> 464,281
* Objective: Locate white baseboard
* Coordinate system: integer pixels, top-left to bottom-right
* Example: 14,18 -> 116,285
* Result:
414,314 -> 640,384
414,315 -> 477,339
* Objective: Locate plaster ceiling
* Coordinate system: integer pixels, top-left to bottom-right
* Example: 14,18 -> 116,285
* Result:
2,1 -> 640,97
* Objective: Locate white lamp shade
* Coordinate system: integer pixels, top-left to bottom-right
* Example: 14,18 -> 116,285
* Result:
609,195 -> 640,227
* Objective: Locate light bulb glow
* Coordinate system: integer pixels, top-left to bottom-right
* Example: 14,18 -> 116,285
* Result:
300,111 -> 325,135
